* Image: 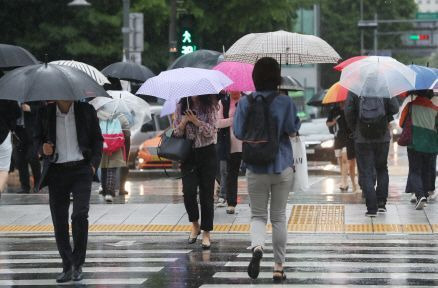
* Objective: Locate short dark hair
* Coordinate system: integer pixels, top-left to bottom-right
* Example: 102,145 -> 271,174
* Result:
252,57 -> 281,91
415,89 -> 434,99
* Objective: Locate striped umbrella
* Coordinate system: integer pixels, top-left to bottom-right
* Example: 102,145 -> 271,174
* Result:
51,60 -> 110,86
322,82 -> 349,104
225,30 -> 340,65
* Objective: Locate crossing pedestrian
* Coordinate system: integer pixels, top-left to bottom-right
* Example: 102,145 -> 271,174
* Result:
216,91 -> 243,214
345,93 -> 399,217
233,57 -> 300,282
35,100 -> 103,283
174,95 -> 218,250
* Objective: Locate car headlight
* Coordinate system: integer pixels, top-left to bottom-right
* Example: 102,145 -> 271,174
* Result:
321,139 -> 334,148
392,128 -> 399,135
138,158 -> 144,164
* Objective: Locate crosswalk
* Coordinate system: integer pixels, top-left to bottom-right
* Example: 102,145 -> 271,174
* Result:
201,238 -> 438,287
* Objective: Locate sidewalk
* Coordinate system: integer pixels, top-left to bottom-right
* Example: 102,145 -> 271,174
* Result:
1,203 -> 437,235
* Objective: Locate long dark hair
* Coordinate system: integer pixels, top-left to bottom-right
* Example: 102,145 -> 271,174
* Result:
179,95 -> 218,114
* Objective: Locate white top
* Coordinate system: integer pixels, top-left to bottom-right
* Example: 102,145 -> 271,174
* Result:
55,104 -> 84,163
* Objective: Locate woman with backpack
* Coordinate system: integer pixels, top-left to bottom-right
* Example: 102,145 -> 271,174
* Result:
98,110 -> 130,203
233,57 -> 301,282
173,95 -> 218,250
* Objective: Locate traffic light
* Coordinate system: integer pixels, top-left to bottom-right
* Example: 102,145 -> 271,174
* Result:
409,34 -> 430,40
178,15 -> 197,55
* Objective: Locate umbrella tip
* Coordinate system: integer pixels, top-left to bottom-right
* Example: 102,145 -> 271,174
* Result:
44,54 -> 48,67
427,62 -> 429,67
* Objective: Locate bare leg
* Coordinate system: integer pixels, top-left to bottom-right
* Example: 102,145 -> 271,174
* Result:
340,152 -> 348,189
0,171 -> 8,194
349,159 -> 359,192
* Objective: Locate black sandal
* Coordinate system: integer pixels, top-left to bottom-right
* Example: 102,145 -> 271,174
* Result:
273,270 -> 286,283
187,230 -> 200,244
247,246 -> 263,279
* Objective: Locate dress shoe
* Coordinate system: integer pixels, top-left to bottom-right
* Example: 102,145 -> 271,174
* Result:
188,230 -> 200,244
56,268 -> 72,283
72,266 -> 83,281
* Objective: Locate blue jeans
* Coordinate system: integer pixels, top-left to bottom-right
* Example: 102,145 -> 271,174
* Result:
406,149 -> 436,199
355,142 -> 390,213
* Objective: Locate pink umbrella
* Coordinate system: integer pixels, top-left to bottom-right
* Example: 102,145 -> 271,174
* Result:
212,61 -> 255,92
333,56 -> 368,71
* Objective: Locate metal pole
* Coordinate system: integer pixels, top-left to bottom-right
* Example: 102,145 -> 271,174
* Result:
360,0 -> 364,55
169,0 -> 177,65
314,4 -> 321,94
122,0 -> 130,61
374,13 -> 378,55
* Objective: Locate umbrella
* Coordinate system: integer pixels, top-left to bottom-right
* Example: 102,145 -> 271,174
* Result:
51,60 -> 110,86
89,90 -> 151,132
212,61 -> 254,92
101,61 -> 155,83
0,44 -> 39,69
339,56 -> 416,98
0,63 -> 109,102
225,30 -> 340,65
407,64 -> 437,90
307,89 -> 326,107
333,56 -> 368,71
322,82 -> 349,104
279,75 -> 304,91
136,67 -> 232,116
168,49 -> 222,70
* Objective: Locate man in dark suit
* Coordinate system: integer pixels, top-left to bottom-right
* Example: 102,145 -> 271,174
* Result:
35,100 -> 103,283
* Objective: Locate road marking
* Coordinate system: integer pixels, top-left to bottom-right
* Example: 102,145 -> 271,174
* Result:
0,257 -> 178,264
0,249 -> 191,256
0,267 -> 162,274
0,278 -> 146,286
261,245 -> 438,251
201,285 -> 434,288
224,261 -> 438,269
236,253 -> 438,259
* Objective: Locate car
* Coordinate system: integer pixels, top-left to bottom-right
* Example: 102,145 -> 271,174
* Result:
128,105 -> 172,168
136,133 -> 173,169
298,118 -> 337,163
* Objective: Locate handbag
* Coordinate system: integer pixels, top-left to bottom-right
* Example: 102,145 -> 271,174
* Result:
398,103 -> 412,147
290,136 -> 309,192
157,128 -> 193,162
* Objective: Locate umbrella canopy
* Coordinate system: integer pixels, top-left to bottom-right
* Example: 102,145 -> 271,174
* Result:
0,63 -> 109,102
212,61 -> 254,92
339,56 -> 416,98
322,82 -> 349,104
0,44 -> 39,69
307,89 -> 326,107
333,56 -> 368,71
407,64 -> 437,90
137,67 -> 232,116
279,75 -> 304,91
89,90 -> 151,132
168,49 -> 222,70
51,60 -> 110,86
225,30 -> 340,65
101,61 -> 155,83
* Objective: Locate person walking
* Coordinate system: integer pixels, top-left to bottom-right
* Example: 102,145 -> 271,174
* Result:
233,57 -> 300,282
345,93 -> 399,217
326,101 -> 359,192
174,95 -> 218,250
217,91 -> 243,214
401,90 -> 437,209
35,100 -> 103,283
0,100 -> 20,198
97,110 -> 130,203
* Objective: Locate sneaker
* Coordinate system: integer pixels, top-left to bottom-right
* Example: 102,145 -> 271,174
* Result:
216,197 -> 226,207
410,193 -> 417,203
226,206 -> 235,214
104,195 -> 113,203
415,197 -> 427,210
365,211 -> 377,217
377,206 -> 387,213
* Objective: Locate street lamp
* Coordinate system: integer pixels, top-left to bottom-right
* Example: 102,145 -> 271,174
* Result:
67,0 -> 130,62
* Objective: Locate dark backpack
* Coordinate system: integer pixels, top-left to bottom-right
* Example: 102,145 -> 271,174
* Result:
241,93 -> 279,165
358,97 -> 387,139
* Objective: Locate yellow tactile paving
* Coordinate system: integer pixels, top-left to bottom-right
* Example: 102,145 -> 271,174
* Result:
373,224 -> 403,233
172,224 -> 192,232
345,224 -> 373,233
288,224 -> 315,232
432,224 -> 438,233
316,205 -> 344,233
229,224 -> 250,233
213,224 -> 231,233
402,224 -> 433,234
143,224 -> 174,232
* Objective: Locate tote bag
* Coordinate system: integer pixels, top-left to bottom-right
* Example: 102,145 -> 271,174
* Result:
290,136 -> 309,192
157,128 -> 193,162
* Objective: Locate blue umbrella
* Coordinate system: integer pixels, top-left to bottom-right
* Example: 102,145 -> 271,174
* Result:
407,64 -> 437,90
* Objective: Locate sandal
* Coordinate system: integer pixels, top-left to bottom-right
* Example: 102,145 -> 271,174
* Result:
273,270 -> 286,283
247,246 -> 263,279
187,230 -> 200,244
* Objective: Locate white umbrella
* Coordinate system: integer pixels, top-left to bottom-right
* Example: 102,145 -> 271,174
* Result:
50,60 -> 110,86
89,90 -> 151,132
339,56 -> 416,98
136,67 -> 232,116
225,30 -> 341,65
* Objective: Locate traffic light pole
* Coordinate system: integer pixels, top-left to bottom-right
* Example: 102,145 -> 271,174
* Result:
122,0 -> 130,61
169,0 -> 177,65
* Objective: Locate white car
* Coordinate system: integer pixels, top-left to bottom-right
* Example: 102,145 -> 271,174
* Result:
299,118 -> 337,163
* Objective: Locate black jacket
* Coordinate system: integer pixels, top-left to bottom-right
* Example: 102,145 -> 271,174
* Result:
35,102 -> 103,188
0,100 -> 21,143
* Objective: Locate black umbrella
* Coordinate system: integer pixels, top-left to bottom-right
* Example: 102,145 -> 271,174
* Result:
0,44 -> 39,69
168,49 -> 222,70
101,61 -> 155,83
307,89 -> 327,107
279,75 -> 304,91
0,63 -> 109,102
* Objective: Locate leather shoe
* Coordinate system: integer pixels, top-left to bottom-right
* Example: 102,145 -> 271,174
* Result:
56,268 -> 72,283
72,266 -> 83,281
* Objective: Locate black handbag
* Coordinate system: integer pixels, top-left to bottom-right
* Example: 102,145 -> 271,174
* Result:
157,128 -> 193,162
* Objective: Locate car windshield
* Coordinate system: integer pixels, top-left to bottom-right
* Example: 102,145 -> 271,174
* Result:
157,115 -> 171,130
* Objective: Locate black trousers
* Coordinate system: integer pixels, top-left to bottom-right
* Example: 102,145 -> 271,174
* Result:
181,144 -> 217,231
47,163 -> 93,270
406,148 -> 436,199
14,126 -> 41,191
226,152 -> 242,207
